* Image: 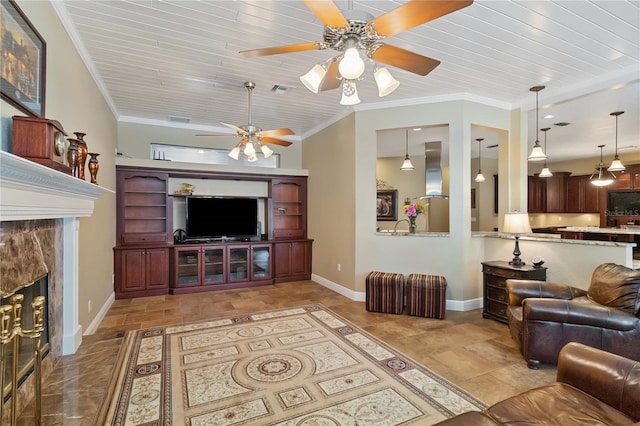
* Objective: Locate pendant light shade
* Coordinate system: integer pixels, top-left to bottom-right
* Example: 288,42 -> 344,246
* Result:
401,130 -> 414,171
538,127 -> 553,177
607,111 -> 626,172
474,138 -> 485,182
590,145 -> 615,186
527,86 -> 547,161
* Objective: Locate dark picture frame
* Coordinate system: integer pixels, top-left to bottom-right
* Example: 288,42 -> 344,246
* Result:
1,0 -> 46,117
377,189 -> 398,221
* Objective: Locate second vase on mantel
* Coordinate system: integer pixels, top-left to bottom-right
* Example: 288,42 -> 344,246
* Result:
73,132 -> 88,180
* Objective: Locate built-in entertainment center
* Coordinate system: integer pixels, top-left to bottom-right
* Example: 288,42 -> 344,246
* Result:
114,164 -> 312,298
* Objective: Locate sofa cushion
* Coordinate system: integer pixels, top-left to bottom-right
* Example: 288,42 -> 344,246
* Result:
588,263 -> 640,315
487,383 -> 635,425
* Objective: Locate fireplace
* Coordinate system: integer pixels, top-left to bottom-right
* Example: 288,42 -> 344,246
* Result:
0,150 -> 109,423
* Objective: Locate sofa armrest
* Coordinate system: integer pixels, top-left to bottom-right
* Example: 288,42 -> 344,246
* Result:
506,279 -> 587,306
523,298 -> 638,331
557,342 -> 640,421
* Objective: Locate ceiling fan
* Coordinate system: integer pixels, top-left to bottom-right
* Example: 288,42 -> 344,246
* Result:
240,0 -> 473,103
197,81 -> 294,161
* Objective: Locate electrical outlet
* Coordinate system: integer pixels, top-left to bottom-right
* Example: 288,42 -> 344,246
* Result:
337,263 -> 341,272
88,300 -> 92,313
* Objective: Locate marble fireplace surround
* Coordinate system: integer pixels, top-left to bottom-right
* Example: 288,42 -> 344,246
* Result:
0,150 -> 111,357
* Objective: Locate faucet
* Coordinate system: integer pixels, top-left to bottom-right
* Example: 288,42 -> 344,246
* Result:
393,219 -> 409,233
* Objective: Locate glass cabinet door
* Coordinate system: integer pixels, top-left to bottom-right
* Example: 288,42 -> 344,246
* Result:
203,247 -> 225,285
228,247 -> 249,282
176,249 -> 200,286
252,245 -> 271,279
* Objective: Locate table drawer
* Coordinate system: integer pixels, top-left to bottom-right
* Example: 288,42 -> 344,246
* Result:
487,286 -> 508,303
486,300 -> 507,319
486,274 -> 507,288
483,266 -> 523,279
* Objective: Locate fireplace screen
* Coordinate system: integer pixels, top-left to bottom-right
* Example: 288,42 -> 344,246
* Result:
1,275 -> 49,401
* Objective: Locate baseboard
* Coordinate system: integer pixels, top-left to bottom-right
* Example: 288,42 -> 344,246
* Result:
62,324 -> 83,355
311,274 -> 483,312
84,291 -> 115,335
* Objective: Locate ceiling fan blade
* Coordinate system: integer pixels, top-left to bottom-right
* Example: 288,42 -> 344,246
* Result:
369,0 -> 473,38
371,44 -> 440,76
259,128 -> 295,137
240,42 -> 323,57
261,137 -> 293,147
303,0 -> 349,28
220,122 -> 247,135
318,60 -> 341,91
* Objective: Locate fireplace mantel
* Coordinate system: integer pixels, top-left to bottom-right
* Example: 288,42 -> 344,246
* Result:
0,150 -> 113,221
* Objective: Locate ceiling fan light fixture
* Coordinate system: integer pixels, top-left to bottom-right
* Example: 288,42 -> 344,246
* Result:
339,45 -> 365,80
247,154 -> 258,162
340,81 -> 360,105
374,66 -> 400,97
260,144 -> 274,158
228,146 -> 241,160
299,63 -> 327,93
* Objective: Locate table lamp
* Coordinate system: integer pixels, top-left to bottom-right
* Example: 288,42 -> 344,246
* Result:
502,211 -> 532,267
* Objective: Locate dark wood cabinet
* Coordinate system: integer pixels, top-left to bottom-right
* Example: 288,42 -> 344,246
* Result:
274,240 -> 312,282
116,170 -> 171,245
528,176 -> 546,213
566,175 -> 600,213
270,177 -> 307,240
481,261 -> 547,323
544,172 -> 570,212
115,247 -> 170,298
114,166 -> 311,298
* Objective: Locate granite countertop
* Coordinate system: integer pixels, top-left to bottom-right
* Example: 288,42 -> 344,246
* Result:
560,226 -> 640,235
476,232 -> 636,247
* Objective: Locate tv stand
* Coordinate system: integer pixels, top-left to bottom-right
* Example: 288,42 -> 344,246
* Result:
114,165 -> 312,299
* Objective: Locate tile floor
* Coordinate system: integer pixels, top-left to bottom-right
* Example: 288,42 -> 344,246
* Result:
17,280 -> 557,425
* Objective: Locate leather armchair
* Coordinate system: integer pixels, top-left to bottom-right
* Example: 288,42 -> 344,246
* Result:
506,263 -> 640,369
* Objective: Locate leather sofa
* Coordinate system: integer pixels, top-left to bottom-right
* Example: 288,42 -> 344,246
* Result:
434,342 -> 640,425
506,262 -> 640,368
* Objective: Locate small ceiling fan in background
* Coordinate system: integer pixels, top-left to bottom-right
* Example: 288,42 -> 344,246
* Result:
197,81 -> 294,161
241,0 -> 473,105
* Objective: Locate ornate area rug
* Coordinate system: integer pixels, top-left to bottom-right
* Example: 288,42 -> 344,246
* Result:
98,305 -> 485,425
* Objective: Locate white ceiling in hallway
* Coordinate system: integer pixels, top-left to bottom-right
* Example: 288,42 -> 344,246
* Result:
52,0 -> 639,162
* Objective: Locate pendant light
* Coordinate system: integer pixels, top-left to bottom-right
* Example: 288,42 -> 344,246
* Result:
527,86 -> 547,161
590,145 -> 615,186
400,130 -> 414,171
607,111 -> 626,172
538,128 -> 553,177
474,138 -> 485,182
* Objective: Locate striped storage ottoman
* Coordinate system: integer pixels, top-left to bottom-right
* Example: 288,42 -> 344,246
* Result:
365,271 -> 405,314
407,274 -> 447,319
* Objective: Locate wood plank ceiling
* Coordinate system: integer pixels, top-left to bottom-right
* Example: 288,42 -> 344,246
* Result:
54,1 -> 639,162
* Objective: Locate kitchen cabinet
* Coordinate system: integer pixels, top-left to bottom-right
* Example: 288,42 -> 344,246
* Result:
115,247 -> 170,298
274,240 -> 312,282
566,175 -> 600,213
544,172 -> 571,212
528,176 -> 546,213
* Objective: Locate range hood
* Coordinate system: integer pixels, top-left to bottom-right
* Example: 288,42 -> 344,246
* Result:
417,141 -> 449,199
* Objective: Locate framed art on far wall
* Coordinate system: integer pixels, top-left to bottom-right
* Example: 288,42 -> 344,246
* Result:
377,189 -> 398,221
1,0 -> 46,117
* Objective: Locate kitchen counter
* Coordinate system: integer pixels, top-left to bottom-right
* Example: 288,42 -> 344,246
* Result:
561,226 -> 640,235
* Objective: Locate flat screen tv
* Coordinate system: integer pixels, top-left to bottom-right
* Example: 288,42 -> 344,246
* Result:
185,196 -> 259,240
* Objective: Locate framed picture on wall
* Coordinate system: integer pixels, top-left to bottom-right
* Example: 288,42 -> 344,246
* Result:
377,189 -> 398,221
1,0 -> 46,117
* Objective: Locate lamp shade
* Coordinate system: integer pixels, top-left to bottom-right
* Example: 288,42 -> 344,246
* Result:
527,143 -> 547,161
608,158 -> 625,172
401,156 -> 414,171
539,166 -> 553,177
502,212 -> 532,235
228,146 -> 241,160
299,64 -> 327,93
340,81 -> 360,105
374,67 -> 400,97
474,172 -> 486,182
260,144 -> 273,158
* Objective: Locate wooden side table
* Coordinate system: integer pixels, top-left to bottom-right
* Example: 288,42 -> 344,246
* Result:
481,261 -> 547,323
